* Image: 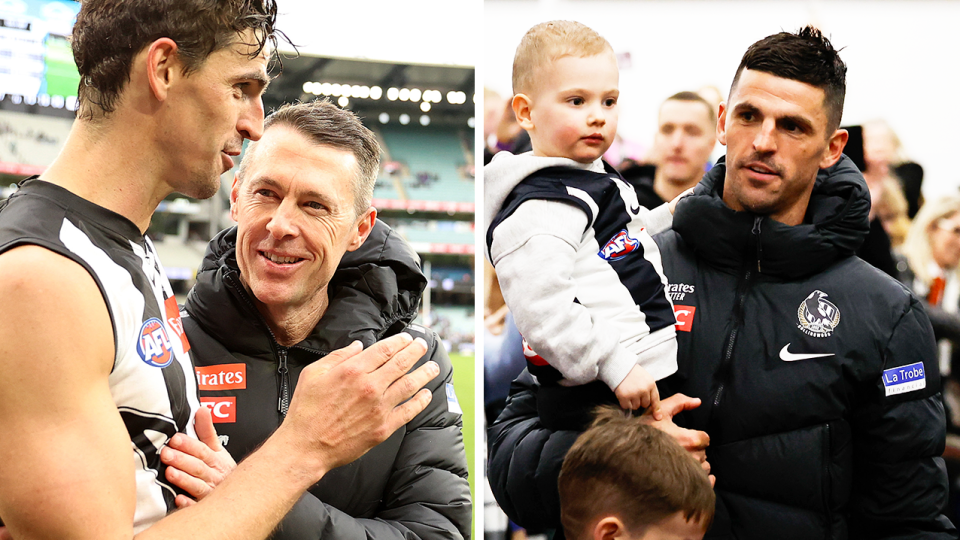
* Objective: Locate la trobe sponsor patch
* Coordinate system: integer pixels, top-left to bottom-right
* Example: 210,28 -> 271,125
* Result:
882,362 -> 926,396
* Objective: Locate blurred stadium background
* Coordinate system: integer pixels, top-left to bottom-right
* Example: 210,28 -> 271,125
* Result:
0,0 -> 478,520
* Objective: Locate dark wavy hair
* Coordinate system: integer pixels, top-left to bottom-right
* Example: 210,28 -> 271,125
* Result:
731,26 -> 847,133
72,0 -> 281,119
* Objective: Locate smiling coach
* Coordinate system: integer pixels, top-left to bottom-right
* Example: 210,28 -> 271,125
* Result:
178,100 -> 471,540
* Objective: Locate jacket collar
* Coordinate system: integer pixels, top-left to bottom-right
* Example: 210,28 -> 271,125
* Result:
672,155 -> 870,279
183,220 -> 427,363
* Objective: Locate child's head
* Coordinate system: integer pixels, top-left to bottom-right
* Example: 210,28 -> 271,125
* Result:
558,407 -> 715,540
511,21 -> 619,164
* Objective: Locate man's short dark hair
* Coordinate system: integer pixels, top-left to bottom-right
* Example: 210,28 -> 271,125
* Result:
730,26 -> 847,133
72,0 -> 280,119
558,407 -> 715,540
239,100 -> 382,216
664,91 -> 716,127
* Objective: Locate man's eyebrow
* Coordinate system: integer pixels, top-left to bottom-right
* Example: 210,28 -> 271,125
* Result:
240,70 -> 271,93
731,102 -> 759,115
778,114 -> 814,133
732,102 -> 814,131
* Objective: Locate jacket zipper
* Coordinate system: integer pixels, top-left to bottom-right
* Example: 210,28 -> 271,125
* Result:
223,272 -> 296,420
277,347 -> 290,417
712,218 -> 763,411
752,217 -> 763,273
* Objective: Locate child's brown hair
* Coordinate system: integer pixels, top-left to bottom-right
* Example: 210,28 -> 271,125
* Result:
558,406 -> 715,539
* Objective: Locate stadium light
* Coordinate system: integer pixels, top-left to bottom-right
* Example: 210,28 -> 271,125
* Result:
409,88 -> 422,102
419,115 -> 430,126
399,88 -> 410,101
467,117 -> 475,128
399,113 -> 410,125
338,96 -> 349,107
371,86 -> 383,100
420,102 -> 431,112
379,112 -> 389,124
387,87 -> 399,101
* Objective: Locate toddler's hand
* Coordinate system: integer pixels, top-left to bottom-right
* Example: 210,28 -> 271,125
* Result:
668,187 -> 696,214
614,365 -> 661,418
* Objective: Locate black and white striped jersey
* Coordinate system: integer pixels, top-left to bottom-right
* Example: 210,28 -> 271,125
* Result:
487,162 -> 677,387
0,178 -> 200,532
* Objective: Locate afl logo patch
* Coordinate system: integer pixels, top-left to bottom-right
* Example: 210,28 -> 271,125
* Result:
137,317 -> 174,367
797,290 -> 840,338
599,229 -> 641,261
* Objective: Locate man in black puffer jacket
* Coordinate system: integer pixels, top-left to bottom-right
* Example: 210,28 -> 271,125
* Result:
166,100 -> 471,540
488,28 -> 954,539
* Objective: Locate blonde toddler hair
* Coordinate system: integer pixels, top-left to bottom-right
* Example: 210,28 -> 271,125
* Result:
512,20 -> 613,96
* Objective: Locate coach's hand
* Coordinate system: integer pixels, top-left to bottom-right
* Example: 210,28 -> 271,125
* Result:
641,393 -> 715,487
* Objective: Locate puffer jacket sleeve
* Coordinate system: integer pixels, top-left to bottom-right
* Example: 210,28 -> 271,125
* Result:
271,329 -> 471,540
848,295 -> 957,538
487,369 -> 579,532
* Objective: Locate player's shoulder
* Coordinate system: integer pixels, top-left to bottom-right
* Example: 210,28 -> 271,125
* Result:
0,245 -> 113,372
0,244 -> 91,286
0,245 -> 108,322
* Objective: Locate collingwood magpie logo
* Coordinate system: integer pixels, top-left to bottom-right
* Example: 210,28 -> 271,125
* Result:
797,290 -> 840,337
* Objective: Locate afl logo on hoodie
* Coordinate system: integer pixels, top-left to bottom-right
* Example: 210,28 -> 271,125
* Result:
599,229 -> 641,261
137,317 -> 174,367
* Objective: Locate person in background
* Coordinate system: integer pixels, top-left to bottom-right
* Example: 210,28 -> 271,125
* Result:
863,118 -> 924,218
875,174 -> 912,250
900,195 -> 960,411
620,92 -> 716,209
898,194 -> 960,523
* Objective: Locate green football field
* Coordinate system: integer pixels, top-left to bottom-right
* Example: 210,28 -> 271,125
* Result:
448,352 -> 475,528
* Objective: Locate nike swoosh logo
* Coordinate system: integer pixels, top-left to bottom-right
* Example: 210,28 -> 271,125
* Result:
780,344 -> 835,362
629,204 -> 640,215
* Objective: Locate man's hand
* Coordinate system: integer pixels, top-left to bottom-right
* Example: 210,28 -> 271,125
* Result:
160,405 -> 237,508
641,393 -> 715,486
278,333 -> 438,476
614,365 -> 660,417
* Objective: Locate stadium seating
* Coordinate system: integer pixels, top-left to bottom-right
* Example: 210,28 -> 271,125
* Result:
375,124 -> 473,202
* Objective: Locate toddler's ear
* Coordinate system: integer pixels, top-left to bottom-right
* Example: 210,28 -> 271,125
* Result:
512,93 -> 535,130
592,516 -> 628,540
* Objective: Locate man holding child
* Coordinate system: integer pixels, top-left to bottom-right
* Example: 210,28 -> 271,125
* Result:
487,22 -> 955,540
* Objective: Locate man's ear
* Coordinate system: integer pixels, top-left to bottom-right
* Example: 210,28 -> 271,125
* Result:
820,128 -> 849,169
347,207 -> 377,252
593,516 -> 628,540
513,93 -> 535,131
716,101 -> 728,147
145,38 -> 180,104
229,174 -> 241,223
